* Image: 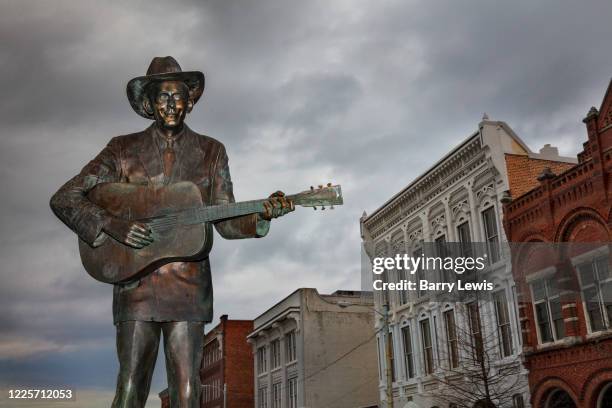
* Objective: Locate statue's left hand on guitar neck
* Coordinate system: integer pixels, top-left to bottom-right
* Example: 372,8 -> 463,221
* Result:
261,191 -> 295,220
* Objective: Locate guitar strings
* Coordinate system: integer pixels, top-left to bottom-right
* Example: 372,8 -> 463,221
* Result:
143,195 -> 305,231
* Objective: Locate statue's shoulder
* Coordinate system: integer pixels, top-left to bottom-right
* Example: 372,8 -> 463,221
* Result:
187,127 -> 226,153
107,129 -> 149,148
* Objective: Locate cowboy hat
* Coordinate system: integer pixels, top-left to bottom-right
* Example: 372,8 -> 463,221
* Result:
126,56 -> 205,119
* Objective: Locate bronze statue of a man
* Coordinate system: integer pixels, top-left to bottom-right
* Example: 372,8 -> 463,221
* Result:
50,56 -> 293,408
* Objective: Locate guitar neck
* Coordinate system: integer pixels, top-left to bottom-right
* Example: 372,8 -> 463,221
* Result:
196,198 -> 270,223
145,184 -> 342,229
175,195 -> 297,225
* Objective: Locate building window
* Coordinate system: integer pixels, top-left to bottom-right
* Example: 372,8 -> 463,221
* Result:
457,221 -> 473,258
482,206 -> 500,264
272,382 -> 281,408
203,381 -> 209,402
401,325 -> 415,378
377,336 -> 383,380
271,339 -> 281,369
388,331 -> 396,382
257,346 -> 267,374
444,310 -> 459,368
434,234 -> 446,254
512,393 -> 525,408
531,278 -> 564,343
288,377 -> 298,408
420,319 -> 434,375
285,331 -> 297,363
493,289 -> 513,357
433,315 -> 440,365
467,302 -> 483,363
258,386 -> 268,408
512,286 -> 522,345
202,341 -> 221,368
212,378 -> 221,399
577,256 -> 612,332
436,235 -> 453,282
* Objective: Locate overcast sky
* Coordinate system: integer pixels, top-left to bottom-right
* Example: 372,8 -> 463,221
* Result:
1,0 -> 612,406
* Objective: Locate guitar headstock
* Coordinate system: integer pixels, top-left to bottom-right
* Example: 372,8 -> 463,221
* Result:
292,183 -> 343,210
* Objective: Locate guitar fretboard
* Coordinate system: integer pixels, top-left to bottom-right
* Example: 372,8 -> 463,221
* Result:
148,195 -> 298,230
190,199 -> 268,224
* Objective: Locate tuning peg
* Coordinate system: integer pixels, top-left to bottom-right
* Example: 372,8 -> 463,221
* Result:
327,183 -> 332,187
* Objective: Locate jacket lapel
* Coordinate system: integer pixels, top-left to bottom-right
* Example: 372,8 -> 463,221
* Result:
128,124 -> 205,185
135,126 -> 164,184
174,126 -> 203,183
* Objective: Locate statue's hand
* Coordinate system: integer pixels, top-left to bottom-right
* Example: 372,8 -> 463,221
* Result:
261,191 -> 295,221
103,217 -> 153,248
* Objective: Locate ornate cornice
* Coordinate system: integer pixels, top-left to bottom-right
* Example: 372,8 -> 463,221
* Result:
364,136 -> 487,239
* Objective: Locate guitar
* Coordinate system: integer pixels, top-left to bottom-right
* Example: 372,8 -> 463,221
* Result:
79,181 -> 343,284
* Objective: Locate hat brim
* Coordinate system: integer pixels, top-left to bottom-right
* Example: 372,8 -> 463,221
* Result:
126,71 -> 205,119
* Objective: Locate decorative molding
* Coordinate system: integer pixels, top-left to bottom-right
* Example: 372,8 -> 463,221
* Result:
408,228 -> 423,242
475,182 -> 496,204
430,213 -> 446,230
391,240 -> 405,252
286,311 -> 301,333
430,213 -> 447,237
451,199 -> 470,221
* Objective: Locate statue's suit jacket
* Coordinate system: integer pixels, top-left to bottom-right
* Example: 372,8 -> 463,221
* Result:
50,124 -> 269,324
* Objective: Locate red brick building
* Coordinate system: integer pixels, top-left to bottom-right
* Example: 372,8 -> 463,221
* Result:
503,80 -> 612,407
160,315 -> 254,408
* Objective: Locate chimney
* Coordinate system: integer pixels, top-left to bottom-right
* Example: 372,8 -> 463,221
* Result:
538,144 -> 559,159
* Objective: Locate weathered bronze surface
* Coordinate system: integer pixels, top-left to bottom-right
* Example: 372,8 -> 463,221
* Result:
80,182 -> 342,284
50,56 -> 294,408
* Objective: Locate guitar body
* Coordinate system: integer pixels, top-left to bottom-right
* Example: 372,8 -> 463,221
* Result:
79,182 -> 212,284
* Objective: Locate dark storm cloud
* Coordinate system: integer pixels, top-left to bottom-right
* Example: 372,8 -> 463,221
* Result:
1,0 -> 612,398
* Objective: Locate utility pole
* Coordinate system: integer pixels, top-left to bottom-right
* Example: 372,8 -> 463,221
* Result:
383,300 -> 394,408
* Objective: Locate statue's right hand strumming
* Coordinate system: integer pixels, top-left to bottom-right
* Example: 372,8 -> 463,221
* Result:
103,217 -> 154,248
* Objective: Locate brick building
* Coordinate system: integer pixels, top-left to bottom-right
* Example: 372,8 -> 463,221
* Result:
503,80 -> 612,407
160,315 -> 254,408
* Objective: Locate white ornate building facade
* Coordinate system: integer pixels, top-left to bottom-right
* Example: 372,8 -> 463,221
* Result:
247,288 -> 378,408
360,117 -> 577,408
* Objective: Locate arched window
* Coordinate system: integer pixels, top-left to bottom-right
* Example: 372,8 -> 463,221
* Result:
598,383 -> 612,408
512,393 -> 524,408
545,388 -> 576,408
473,399 -> 495,408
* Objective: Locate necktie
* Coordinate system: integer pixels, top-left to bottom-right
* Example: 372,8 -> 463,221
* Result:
163,138 -> 175,179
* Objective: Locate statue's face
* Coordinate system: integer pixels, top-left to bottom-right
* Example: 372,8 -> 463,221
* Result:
146,80 -> 192,129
